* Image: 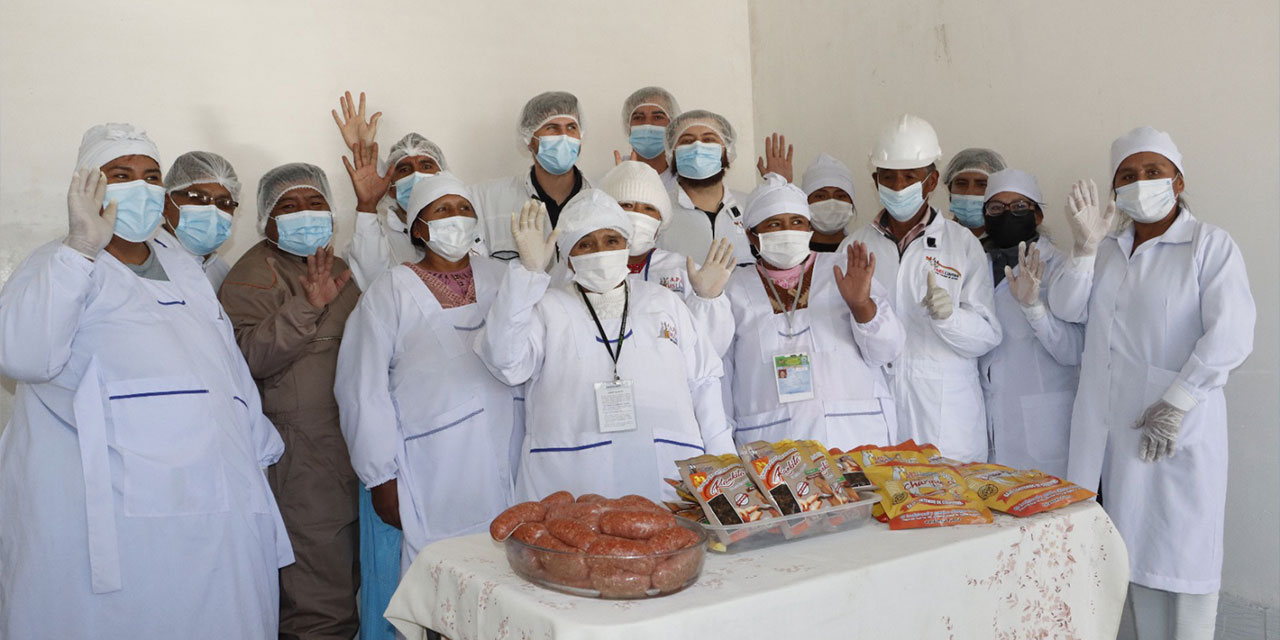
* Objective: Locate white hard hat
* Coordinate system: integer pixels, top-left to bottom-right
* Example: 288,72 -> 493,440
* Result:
868,114 -> 942,171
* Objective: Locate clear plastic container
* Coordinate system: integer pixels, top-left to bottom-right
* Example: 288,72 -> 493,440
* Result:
503,519 -> 707,599
697,493 -> 880,553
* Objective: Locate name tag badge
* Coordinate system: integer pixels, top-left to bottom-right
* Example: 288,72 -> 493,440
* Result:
773,352 -> 814,404
594,380 -> 638,433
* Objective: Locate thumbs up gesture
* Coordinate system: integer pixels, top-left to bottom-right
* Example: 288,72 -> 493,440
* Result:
922,270 -> 954,320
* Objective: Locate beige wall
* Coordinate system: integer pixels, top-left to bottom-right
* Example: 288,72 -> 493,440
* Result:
748,0 -> 1280,614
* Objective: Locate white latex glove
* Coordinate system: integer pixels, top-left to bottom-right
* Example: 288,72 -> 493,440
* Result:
1004,241 -> 1046,318
1133,401 -> 1186,462
687,238 -> 735,299
509,200 -> 559,272
1065,179 -> 1117,258
922,270 -> 953,320
64,167 -> 117,260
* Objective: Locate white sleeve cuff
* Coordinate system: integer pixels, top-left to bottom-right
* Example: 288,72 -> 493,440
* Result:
1161,382 -> 1199,412
1020,300 -> 1048,321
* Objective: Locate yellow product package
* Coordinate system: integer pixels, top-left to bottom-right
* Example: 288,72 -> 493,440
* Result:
956,463 -> 1096,516
863,464 -> 993,530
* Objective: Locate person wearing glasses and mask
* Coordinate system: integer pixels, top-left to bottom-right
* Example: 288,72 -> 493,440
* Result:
157,151 -> 241,289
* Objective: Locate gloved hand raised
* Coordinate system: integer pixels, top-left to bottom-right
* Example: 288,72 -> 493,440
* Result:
1005,241 -> 1046,318
922,270 -> 953,320
64,167 -> 118,260
1133,401 -> 1186,462
687,238 -> 735,299
1065,179 -> 1117,258
509,199 -> 559,272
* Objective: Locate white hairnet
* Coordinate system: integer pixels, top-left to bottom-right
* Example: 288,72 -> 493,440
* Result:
744,173 -> 810,230
256,162 -> 333,234
942,147 -> 1007,185
984,168 -> 1046,211
77,123 -> 159,171
384,132 -> 449,173
165,151 -> 241,199
406,171 -> 475,223
517,91 -> 583,150
1110,126 -> 1184,180
620,86 -> 681,134
554,189 -> 633,257
597,161 -> 672,231
800,153 -> 855,199
665,109 -> 737,162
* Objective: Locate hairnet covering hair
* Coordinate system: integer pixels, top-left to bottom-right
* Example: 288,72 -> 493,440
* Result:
665,109 -> 737,162
517,91 -> 583,149
164,151 -> 242,199
256,162 -> 333,234
984,168 -> 1047,210
407,171 -> 474,223
554,189 -> 634,256
1110,126 -> 1184,179
801,153 -> 856,199
598,161 -> 673,230
620,86 -> 681,133
942,147 -> 1007,186
77,123 -> 160,171
385,132 -> 449,173
744,173 -> 810,230
868,114 -> 942,171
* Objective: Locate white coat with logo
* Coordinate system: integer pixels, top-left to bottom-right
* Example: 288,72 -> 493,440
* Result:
1047,208 -> 1254,594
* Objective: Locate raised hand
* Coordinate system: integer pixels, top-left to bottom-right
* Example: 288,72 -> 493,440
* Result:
922,270 -> 954,320
755,132 -> 794,182
510,200 -> 559,272
1005,241 -> 1046,313
687,238 -> 735,299
833,241 -> 877,322
1065,179 -> 1117,257
64,167 -> 118,260
342,141 -> 394,213
613,149 -> 642,166
298,246 -> 352,309
331,90 -> 382,152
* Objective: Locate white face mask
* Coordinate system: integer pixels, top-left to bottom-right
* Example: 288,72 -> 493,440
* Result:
807,199 -> 855,234
1115,178 -> 1177,223
625,211 -> 661,256
419,215 -> 478,262
570,248 -> 630,293
758,229 -> 814,269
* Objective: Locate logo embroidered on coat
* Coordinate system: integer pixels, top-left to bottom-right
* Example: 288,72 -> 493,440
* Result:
925,256 -> 961,281
659,320 -> 679,346
659,274 -> 686,293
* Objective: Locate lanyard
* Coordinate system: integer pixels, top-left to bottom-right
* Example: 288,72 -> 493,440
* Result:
761,266 -> 805,336
579,282 -> 630,381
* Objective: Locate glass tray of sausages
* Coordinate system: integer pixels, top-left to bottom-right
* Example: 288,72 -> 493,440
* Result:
695,492 -> 881,553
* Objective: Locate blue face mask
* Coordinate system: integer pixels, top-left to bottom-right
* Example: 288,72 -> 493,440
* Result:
273,210 -> 333,257
628,124 -> 666,160
394,171 -> 432,213
104,180 -> 165,242
674,142 -> 724,180
877,179 -> 928,222
173,203 -> 233,256
534,134 -> 581,175
949,194 -> 986,228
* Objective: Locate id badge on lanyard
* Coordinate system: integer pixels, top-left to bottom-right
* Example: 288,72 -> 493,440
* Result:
581,284 -> 638,434
763,269 -> 815,404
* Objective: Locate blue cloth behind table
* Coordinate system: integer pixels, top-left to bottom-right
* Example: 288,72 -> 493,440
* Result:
359,484 -> 402,640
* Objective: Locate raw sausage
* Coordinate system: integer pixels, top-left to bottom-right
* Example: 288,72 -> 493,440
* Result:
490,501 -> 548,541
589,565 -> 651,598
546,518 -> 599,551
599,510 -> 676,540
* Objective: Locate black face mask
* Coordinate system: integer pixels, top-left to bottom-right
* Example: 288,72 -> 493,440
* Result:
984,211 -> 1039,249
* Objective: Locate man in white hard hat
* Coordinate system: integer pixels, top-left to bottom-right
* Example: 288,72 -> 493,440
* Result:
838,115 -> 1002,462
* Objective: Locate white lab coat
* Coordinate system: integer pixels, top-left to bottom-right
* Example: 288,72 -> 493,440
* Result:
841,209 -> 1002,461
0,240 -> 292,639
1047,208 -> 1255,594
153,228 -> 231,291
723,253 -> 905,448
335,256 -> 520,574
978,238 -> 1084,477
471,168 -> 591,262
475,262 -> 735,502
344,203 -> 426,291
657,184 -> 755,266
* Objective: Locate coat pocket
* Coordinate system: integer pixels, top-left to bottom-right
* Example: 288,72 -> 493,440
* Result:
732,406 -> 793,447
107,376 -> 228,517
822,398 -> 892,447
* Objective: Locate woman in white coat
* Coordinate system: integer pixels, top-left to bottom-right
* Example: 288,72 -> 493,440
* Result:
475,189 -> 735,502
1047,127 -> 1255,639
0,124 -> 291,639
336,171 -> 520,574
976,169 -> 1084,477
725,174 -> 904,448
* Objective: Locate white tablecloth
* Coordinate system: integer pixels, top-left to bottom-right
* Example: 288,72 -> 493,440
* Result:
386,501 -> 1128,639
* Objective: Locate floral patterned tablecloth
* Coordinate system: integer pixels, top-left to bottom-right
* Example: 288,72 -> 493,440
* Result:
386,501 -> 1128,640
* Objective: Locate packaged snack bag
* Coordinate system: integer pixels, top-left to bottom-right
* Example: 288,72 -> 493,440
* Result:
863,464 -> 993,530
851,440 -> 935,468
677,454 -> 776,544
956,463 -> 1095,516
829,447 -> 873,493
739,441 -> 825,537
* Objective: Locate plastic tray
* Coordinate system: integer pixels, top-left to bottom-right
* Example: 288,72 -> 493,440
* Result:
696,493 -> 881,553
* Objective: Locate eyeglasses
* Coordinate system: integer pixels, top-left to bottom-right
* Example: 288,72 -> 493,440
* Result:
172,189 -> 238,212
983,199 -> 1038,217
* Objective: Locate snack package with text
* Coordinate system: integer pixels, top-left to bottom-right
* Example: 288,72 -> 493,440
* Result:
863,463 -> 993,530
739,441 -> 825,537
677,454 -> 776,544
956,463 -> 1096,516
